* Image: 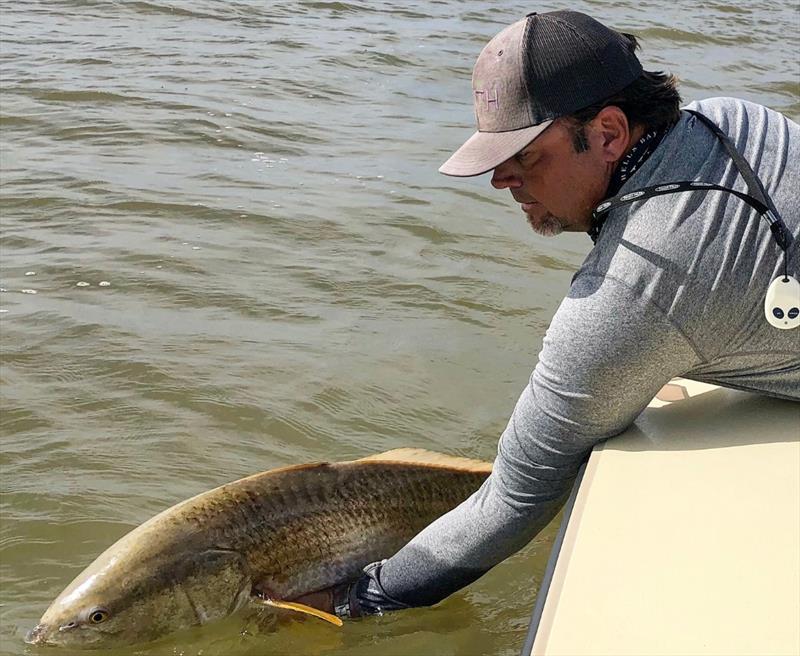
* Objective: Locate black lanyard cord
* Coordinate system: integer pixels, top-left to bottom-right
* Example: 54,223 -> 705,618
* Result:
590,110 -> 794,278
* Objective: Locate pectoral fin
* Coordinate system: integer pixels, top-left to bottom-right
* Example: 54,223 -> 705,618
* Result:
254,597 -> 343,627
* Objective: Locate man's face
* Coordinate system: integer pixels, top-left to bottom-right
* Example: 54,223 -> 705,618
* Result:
490,118 -> 612,237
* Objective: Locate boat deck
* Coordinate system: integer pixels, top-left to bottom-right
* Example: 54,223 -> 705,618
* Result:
524,381 -> 800,656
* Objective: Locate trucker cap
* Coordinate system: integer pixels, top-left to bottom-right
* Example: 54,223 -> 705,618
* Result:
439,11 -> 643,177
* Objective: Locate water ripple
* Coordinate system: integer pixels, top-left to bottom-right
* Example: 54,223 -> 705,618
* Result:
1,1 -> 797,654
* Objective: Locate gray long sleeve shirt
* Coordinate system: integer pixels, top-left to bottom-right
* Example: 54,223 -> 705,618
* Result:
368,97 -> 800,609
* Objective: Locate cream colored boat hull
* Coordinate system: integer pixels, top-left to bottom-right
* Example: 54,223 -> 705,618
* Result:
525,379 -> 800,656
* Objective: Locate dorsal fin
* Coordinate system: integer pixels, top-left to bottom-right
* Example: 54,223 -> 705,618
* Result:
357,448 -> 492,473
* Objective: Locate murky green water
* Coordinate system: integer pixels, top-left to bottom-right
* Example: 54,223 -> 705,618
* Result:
1,1 -> 797,655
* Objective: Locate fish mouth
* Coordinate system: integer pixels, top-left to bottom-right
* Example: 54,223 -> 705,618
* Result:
24,623 -> 49,645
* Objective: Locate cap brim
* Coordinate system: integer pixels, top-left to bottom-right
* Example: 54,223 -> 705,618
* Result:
439,121 -> 554,177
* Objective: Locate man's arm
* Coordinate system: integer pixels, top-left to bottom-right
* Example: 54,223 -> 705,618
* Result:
301,274 -> 704,615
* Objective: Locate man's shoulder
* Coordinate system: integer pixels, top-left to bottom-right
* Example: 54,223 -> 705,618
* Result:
682,97 -> 799,135
684,96 -> 765,113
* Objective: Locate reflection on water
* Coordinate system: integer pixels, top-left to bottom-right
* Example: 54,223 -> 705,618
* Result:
1,1 -> 797,654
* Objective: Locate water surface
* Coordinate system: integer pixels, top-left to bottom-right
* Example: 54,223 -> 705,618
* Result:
1,1 -> 798,655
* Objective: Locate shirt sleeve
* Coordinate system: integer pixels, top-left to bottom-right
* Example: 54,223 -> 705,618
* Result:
359,274 -> 704,609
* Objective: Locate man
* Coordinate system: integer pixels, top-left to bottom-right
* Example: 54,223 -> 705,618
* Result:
300,10 -> 799,618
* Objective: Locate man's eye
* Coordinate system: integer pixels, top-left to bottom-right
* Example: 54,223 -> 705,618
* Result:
516,150 -> 538,166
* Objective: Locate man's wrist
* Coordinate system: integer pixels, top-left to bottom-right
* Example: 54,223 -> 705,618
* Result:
332,581 -> 362,619
332,559 -> 413,619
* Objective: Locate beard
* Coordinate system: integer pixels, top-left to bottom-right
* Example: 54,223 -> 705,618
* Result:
528,212 -> 564,237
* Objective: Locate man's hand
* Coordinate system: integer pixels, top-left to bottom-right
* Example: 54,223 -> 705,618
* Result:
291,562 -> 403,619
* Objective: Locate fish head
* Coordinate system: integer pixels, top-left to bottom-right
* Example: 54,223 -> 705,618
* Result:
26,546 -> 251,649
25,553 -> 197,649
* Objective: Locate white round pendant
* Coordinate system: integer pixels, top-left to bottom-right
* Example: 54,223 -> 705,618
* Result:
764,275 -> 800,330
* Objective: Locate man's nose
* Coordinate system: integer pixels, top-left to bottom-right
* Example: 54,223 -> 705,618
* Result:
490,160 -> 522,189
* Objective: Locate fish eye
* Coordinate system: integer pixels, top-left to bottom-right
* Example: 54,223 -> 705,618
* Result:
88,608 -> 109,624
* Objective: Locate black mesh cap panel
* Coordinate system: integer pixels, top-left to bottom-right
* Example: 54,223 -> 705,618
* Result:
521,11 -> 643,124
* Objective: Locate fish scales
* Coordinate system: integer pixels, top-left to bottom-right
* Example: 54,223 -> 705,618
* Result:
179,461 -> 486,597
239,462 -> 489,597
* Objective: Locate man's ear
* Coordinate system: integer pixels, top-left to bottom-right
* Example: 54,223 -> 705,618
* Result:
590,106 -> 632,162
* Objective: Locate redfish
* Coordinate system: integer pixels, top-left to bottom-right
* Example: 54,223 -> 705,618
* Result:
26,449 -> 491,649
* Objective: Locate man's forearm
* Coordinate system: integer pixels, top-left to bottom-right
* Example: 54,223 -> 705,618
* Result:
331,278 -> 702,617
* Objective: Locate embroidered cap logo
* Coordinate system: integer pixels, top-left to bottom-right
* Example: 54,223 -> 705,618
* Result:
474,88 -> 499,111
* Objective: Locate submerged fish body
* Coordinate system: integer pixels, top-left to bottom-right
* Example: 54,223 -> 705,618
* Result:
26,449 -> 491,648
